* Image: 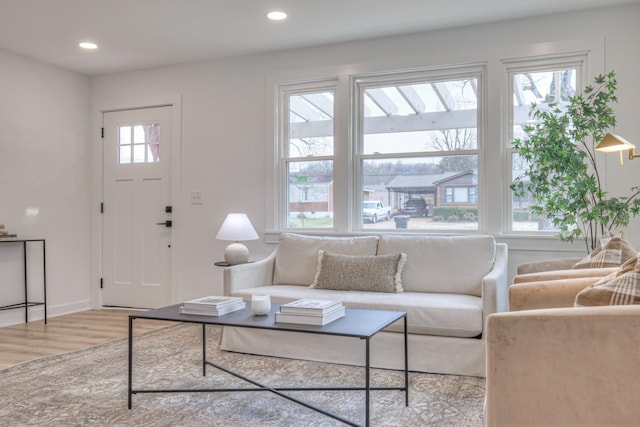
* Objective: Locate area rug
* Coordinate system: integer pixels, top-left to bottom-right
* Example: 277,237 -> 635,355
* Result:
0,323 -> 485,426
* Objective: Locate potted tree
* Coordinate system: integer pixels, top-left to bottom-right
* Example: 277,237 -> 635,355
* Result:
511,71 -> 640,252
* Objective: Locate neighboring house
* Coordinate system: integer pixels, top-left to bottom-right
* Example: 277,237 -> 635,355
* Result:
434,171 -> 478,207
288,176 -> 333,218
384,171 -> 478,210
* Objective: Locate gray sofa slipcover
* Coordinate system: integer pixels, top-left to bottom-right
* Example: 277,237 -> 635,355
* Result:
220,233 -> 508,377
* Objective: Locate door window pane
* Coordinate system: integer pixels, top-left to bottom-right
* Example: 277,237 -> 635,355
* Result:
118,122 -> 161,164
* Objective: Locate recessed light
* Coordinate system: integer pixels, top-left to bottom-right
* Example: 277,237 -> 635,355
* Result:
79,42 -> 98,50
266,11 -> 287,21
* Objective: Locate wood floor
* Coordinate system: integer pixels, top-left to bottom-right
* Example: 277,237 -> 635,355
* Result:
0,309 -> 174,369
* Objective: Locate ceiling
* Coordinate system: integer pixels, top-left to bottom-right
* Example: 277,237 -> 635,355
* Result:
1,0 -> 638,76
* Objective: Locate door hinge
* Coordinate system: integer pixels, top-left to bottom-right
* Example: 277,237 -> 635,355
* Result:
100,203 -> 104,213
100,278 -> 103,289
101,127 -> 104,138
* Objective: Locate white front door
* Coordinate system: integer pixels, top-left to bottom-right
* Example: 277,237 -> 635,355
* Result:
102,106 -> 173,308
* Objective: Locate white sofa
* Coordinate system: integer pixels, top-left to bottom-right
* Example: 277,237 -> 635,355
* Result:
220,233 -> 509,377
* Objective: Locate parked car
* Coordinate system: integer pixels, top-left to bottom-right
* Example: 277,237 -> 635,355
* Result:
402,198 -> 428,217
362,200 -> 391,223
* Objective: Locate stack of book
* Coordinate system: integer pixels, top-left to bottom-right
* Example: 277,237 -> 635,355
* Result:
179,295 -> 245,316
275,298 -> 345,325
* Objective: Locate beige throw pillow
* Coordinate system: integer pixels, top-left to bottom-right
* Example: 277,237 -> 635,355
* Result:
310,251 -> 406,293
573,234 -> 637,269
575,256 -> 640,306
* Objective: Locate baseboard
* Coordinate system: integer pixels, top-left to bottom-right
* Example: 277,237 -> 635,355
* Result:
0,300 -> 92,327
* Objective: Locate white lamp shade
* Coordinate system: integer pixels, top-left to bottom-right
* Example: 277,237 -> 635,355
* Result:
215,213 -> 259,242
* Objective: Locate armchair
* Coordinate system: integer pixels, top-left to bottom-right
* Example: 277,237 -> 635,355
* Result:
509,257 -> 616,311
485,251 -> 640,425
485,305 -> 640,426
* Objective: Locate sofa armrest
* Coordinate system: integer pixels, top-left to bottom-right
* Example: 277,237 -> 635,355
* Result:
509,276 -> 602,311
481,243 -> 509,321
516,257 -> 582,275
223,250 -> 276,295
485,306 -> 640,426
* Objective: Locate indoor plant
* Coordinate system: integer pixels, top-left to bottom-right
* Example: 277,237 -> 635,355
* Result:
511,71 -> 640,252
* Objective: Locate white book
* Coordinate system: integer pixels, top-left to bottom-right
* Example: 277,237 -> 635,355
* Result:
275,306 -> 346,325
280,298 -> 342,315
179,301 -> 245,316
182,295 -> 243,310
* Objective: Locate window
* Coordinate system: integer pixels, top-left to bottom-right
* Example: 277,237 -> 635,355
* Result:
272,49 -> 595,236
445,186 -> 477,204
279,81 -> 336,229
118,123 -> 160,164
506,56 -> 585,232
355,67 -> 482,231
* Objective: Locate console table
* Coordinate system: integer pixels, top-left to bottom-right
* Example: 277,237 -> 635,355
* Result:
0,239 -> 47,324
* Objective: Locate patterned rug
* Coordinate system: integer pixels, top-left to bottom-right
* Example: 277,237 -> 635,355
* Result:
0,324 -> 485,426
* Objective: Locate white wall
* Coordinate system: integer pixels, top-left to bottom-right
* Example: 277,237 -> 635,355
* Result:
3,5 -> 638,325
0,49 -> 91,326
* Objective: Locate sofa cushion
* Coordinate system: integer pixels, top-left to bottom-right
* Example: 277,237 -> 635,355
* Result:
377,234 -> 495,296
231,285 -> 483,338
573,235 -> 637,269
273,233 -> 379,286
310,251 -> 406,293
575,256 -> 640,306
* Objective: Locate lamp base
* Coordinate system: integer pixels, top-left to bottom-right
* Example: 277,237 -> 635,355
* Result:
224,242 -> 250,265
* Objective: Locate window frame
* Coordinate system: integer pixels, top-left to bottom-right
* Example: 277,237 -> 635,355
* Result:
276,78 -> 338,231
503,53 -> 588,235
351,65 -> 485,232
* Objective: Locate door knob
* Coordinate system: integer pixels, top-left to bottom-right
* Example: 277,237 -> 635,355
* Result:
156,220 -> 172,227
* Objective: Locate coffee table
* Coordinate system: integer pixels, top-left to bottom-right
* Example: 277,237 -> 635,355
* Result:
128,303 -> 408,427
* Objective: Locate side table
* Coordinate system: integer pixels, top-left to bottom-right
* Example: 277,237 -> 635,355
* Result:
0,239 -> 47,324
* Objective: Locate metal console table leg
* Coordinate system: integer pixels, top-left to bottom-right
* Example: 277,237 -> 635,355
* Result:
0,239 -> 47,324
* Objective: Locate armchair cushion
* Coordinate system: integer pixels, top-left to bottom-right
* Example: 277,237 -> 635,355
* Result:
310,250 -> 406,293
509,276 -> 602,311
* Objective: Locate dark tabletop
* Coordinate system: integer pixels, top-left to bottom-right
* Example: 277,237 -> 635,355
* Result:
131,303 -> 406,339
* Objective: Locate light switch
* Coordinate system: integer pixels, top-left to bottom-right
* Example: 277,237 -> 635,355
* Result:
190,191 -> 203,205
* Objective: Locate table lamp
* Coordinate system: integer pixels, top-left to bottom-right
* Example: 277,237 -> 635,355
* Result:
215,213 -> 259,265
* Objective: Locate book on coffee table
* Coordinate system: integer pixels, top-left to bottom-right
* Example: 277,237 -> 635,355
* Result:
280,298 -> 342,316
179,301 -> 245,316
275,304 -> 345,325
180,295 -> 245,316
182,296 -> 243,309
